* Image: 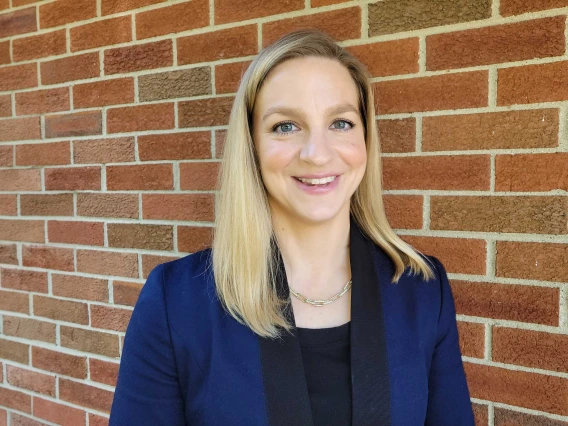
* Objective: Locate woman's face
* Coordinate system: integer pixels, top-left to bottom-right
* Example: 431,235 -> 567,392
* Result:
252,56 -> 367,226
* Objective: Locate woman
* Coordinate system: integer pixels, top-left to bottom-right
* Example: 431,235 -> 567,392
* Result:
109,29 -> 474,425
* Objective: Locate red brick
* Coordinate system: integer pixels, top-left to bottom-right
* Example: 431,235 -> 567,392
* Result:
451,280 -> 559,325
60,326 -> 119,358
59,379 -> 114,413
12,29 -> 66,62
496,153 -> 568,192
33,397 -> 86,426
108,223 -> 173,250
216,0 -> 302,24
77,249 -> 138,278
0,194 -> 16,215
179,97 -> 234,127
427,17 -> 565,71
138,132 -> 211,161
0,63 -> 37,91
0,219 -> 44,243
177,226 -> 213,253
48,220 -> 105,246
22,244 -> 74,271
7,365 -> 56,396
45,166 -> 101,191
0,116 -> 40,142
91,305 -> 132,332
89,413 -> 109,426
41,53 -> 99,85
498,61 -> 568,105
136,0 -> 208,39
0,7 -> 36,38
90,358 -> 119,386
464,362 -> 568,415
215,60 -> 251,95
71,16 -> 131,51
0,94 -> 11,117
13,0 -> 45,4
377,118 -> 415,153
383,194 -> 422,229
0,40 -> 9,64
77,193 -> 139,219
457,321 -> 484,358
262,7 -> 361,47
0,290 -> 29,314
141,254 -> 179,278
32,347 -> 87,379
1,268 -> 48,292
376,71 -> 488,114
106,164 -> 173,190
34,295 -> 89,324
179,162 -> 220,190
74,137 -> 135,164
383,155 -> 490,190
142,194 -> 215,221
423,109 -> 559,151
73,78 -> 134,109
17,142 -> 71,166
496,241 -> 568,283
0,387 -> 31,413
52,273 -> 108,302
107,103 -> 174,133
113,280 -> 142,306
0,338 -> 29,364
501,0 -> 568,15
15,88 -> 69,116
312,0 -> 350,5
0,146 -> 12,167
494,407 -> 568,425
21,194 -> 74,217
3,315 -> 56,343
45,111 -> 102,138
0,169 -> 41,192
346,38 -> 418,77
39,0 -> 97,29
0,408 -> 5,426
11,413 -> 51,425
101,0 -> 166,15
400,236 -> 486,275
105,40 -> 173,75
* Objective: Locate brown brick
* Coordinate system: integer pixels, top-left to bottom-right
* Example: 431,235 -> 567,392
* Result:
48,220 -> 105,246
52,273 -> 108,302
34,295 -> 89,324
383,194 -> 422,229
106,164 -> 173,190
138,131 -> 211,161
12,29 -> 66,62
400,236 -> 486,275
431,196 -> 568,234
451,280 -> 559,325
15,87 -> 70,116
427,17 -> 565,71
45,166 -> 101,191
7,365 -> 56,396
312,0 -> 351,4
0,195 -> 17,215
0,94 -> 11,117
32,347 -> 87,379
262,7 -> 361,47
71,16 -> 131,51
108,223 -> 173,251
13,0 -> 43,5
73,78 -> 134,109
21,194 -> 74,217
496,241 -> 568,283
73,137 -> 135,164
494,407 -> 568,425
90,359 -> 119,386
177,226 -> 213,253
60,326 -> 120,358
11,413 -> 47,425
0,40 -> 9,64
107,103 -> 174,133
0,338 -> 29,364
0,146 -> 12,167
141,254 -> 179,278
3,316 -> 56,343
136,0 -> 208,39
0,116 -> 40,142
45,111 -> 102,138
101,0 -> 166,15
464,362 -> 568,415
1,268 -> 48,292
369,0 -> 491,36
473,404 -> 489,426
17,142 -> 71,166
346,38 -> 418,78
377,118 -> 415,153
22,245 -> 74,272
77,249 -> 138,278
0,7 -> 36,38
0,290 -> 29,314
456,321 -> 484,358
423,109 -> 559,151
142,194 -> 215,221
113,280 -> 142,306
40,0 -> 97,29
105,40 -> 173,75
33,397 -> 86,426
376,71 -> 488,114
89,413 -> 109,426
139,68 -> 211,102
383,155 -> 490,190
90,305 -> 132,332
0,408 -> 5,426
0,219 -> 44,243
215,60 -> 251,94
496,153 -> 568,192
0,63 -> 37,91
59,378 -> 114,413
179,96 -> 234,127
178,25 -> 257,65
77,193 -> 139,219
501,0 -> 568,16
41,52 -> 99,85
179,162 -> 220,190
215,0 -> 302,24
0,386 -> 31,413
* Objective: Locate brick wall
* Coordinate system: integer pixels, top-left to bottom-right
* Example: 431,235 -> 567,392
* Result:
0,0 -> 567,424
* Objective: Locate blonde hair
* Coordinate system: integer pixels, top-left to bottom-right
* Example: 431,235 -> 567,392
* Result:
212,29 -> 434,338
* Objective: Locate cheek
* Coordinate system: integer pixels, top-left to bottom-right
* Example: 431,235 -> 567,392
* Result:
257,142 -> 297,177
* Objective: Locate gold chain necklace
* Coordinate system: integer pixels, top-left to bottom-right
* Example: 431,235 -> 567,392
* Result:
289,279 -> 352,307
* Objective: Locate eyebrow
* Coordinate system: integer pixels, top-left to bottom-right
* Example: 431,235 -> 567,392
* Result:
261,103 -> 359,122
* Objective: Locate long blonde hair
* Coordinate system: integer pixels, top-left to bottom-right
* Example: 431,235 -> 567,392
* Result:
212,29 -> 434,338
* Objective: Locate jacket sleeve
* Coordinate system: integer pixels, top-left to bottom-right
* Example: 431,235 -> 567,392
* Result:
425,256 -> 475,426
109,264 -> 186,426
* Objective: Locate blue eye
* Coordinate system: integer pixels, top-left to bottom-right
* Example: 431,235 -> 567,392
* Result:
333,120 -> 354,131
272,122 -> 299,134
271,119 -> 355,134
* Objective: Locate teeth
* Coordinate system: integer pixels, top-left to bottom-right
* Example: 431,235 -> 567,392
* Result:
297,176 -> 336,185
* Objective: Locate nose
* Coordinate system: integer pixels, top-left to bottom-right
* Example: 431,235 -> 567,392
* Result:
299,128 -> 334,166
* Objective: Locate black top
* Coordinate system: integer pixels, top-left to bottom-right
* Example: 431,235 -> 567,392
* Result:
296,322 -> 352,426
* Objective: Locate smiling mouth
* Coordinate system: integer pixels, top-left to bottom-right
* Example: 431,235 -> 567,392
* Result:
293,175 -> 338,186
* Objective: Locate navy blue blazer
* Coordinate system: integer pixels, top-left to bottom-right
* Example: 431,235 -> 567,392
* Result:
109,218 -> 475,425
